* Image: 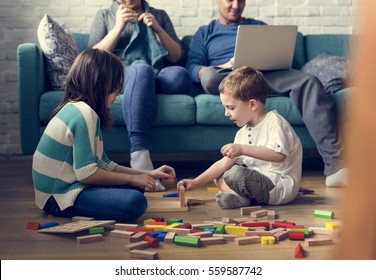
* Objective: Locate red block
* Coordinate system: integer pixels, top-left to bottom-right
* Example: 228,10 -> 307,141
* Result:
289,231 -> 305,241
152,217 -> 165,222
272,221 -> 296,229
144,235 -> 160,248
26,221 -> 40,230
294,243 -> 305,258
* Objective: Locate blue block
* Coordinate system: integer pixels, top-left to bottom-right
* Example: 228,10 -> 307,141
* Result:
157,232 -> 167,242
39,221 -> 59,229
163,192 -> 178,197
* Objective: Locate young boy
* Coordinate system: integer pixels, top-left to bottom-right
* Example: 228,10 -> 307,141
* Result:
178,66 -> 302,209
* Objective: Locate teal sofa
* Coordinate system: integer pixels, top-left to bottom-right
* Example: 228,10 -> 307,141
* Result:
17,33 -> 351,161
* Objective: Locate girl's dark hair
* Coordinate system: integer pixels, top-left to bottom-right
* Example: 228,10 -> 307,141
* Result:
52,48 -> 124,128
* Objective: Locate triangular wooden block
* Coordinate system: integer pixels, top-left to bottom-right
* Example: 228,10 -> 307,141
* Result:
294,243 -> 305,258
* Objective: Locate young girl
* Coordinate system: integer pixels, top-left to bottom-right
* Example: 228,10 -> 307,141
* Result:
32,49 -> 176,222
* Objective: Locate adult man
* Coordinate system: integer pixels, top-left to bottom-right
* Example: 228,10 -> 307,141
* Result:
186,0 -> 346,187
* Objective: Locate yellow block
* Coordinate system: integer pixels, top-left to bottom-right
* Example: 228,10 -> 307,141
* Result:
145,225 -> 166,230
207,187 -> 219,191
325,222 -> 340,229
224,225 -> 249,236
165,223 -> 180,229
261,236 -> 275,245
143,218 -> 155,225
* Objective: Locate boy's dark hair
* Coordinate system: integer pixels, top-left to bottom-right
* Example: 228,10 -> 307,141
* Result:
53,48 -> 124,128
219,66 -> 269,103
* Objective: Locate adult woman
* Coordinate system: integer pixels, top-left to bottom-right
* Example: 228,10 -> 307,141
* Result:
89,0 -> 191,191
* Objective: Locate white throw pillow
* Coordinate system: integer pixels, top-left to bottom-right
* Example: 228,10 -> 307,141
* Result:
37,14 -> 78,90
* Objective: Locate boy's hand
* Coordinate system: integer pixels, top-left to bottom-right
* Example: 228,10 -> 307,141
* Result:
221,143 -> 243,159
150,165 -> 176,180
177,179 -> 196,192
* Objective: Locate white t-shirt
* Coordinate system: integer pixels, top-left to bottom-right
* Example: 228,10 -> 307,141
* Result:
234,110 -> 303,205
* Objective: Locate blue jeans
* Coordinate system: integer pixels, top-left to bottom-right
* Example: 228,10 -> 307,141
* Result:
122,64 -> 191,152
43,186 -> 147,223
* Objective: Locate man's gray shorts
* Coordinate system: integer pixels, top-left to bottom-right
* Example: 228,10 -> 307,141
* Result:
223,164 -> 275,204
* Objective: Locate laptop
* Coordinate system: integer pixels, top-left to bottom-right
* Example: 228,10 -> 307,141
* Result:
232,25 -> 298,71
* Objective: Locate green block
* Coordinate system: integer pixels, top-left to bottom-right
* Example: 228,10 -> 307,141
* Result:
214,224 -> 225,234
314,209 -> 334,219
89,227 -> 105,234
174,235 -> 202,247
289,228 -> 311,237
167,218 -> 183,225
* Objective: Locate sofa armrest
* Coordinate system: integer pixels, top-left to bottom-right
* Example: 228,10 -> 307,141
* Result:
17,43 -> 46,155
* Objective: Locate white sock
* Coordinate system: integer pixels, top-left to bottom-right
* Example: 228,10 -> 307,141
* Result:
130,150 -> 166,192
215,191 -> 251,209
325,168 -> 348,187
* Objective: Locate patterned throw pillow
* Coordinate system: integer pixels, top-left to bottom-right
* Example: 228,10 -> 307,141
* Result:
37,14 -> 79,90
300,52 -> 351,94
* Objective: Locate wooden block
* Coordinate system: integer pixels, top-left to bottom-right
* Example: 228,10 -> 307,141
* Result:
245,230 -> 273,237
251,210 -> 268,218
129,249 -> 158,260
166,227 -> 191,236
127,227 -> 154,233
191,223 -> 214,228
221,217 -> 238,223
164,232 -> 176,244
272,220 -> 295,229
26,221 -> 40,230
174,235 -> 201,247
225,225 -> 249,236
248,226 -> 267,231
178,184 -> 186,207
305,237 -> 334,247
114,223 -> 138,230
288,228 -> 311,237
288,231 -> 305,241
38,220 -> 116,233
214,223 -> 225,234
124,240 -> 150,252
77,234 -> 104,244
241,222 -> 270,230
89,227 -> 105,235
186,197 -> 205,205
144,235 -> 160,248
325,222 -> 340,229
200,237 -> 226,246
189,231 -> 213,238
39,221 -> 59,230
213,234 -> 238,242
314,209 -> 335,219
267,210 -> 276,219
207,187 -> 219,191
308,226 -> 334,235
130,232 -> 147,243
167,218 -> 183,224
109,230 -> 134,239
273,230 -> 289,241
72,216 -> 94,221
232,217 -> 254,223
261,236 -> 276,244
240,206 -> 262,216
294,243 -> 305,258
235,236 -> 261,245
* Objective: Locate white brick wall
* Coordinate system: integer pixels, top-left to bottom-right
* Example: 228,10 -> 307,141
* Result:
0,0 -> 361,155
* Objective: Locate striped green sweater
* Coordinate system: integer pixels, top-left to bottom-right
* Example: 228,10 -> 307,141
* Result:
32,101 -> 117,210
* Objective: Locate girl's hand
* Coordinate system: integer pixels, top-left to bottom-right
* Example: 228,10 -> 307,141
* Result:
130,174 -> 156,192
177,179 -> 197,192
138,13 -> 162,33
221,143 -> 243,159
150,165 -> 176,180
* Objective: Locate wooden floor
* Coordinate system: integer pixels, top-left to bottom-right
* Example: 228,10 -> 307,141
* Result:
0,156 -> 345,260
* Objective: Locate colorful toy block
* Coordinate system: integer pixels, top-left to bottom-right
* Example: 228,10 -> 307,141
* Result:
288,231 -> 305,241
174,235 -> 202,247
261,236 -> 276,244
314,209 -> 335,219
144,235 -> 160,248
241,222 -> 270,230
224,225 -> 249,236
89,227 -> 105,235
325,222 -> 340,229
214,224 -> 225,234
294,243 -> 305,258
167,218 -> 183,225
39,221 -> 59,230
163,192 -> 178,197
26,221 -> 40,230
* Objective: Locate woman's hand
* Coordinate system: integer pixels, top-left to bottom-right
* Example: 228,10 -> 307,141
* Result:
138,13 -> 162,33
129,174 -> 156,192
149,165 -> 176,180
115,3 -> 139,31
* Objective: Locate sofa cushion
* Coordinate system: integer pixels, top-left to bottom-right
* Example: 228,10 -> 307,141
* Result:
195,94 -> 304,126
37,14 -> 79,90
39,92 -> 196,126
304,34 -> 351,61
